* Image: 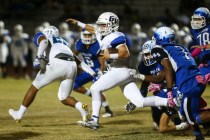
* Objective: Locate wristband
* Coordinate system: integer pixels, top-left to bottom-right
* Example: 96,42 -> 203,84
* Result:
137,74 -> 145,81
110,53 -> 119,59
77,21 -> 86,29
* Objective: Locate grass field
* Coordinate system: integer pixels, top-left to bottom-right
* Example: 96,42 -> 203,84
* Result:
0,78 -> 210,140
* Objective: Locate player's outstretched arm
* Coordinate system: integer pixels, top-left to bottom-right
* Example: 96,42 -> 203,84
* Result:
191,44 -> 210,49
66,18 -> 95,34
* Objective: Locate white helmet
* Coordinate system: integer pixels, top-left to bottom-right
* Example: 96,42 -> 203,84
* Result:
81,30 -> 96,45
131,23 -> 141,35
96,12 -> 119,36
81,24 -> 96,44
41,21 -> 50,28
14,24 -> 23,32
14,24 -> 23,37
170,23 -> 179,33
59,22 -> 69,34
0,21 -> 5,30
43,26 -> 59,36
141,40 -> 156,66
35,25 -> 44,33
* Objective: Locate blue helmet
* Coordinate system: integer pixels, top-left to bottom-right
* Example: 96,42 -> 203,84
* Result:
141,40 -> 156,66
153,26 -> 175,45
191,7 -> 210,29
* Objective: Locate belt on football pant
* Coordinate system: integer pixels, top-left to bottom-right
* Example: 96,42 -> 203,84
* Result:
55,53 -> 75,61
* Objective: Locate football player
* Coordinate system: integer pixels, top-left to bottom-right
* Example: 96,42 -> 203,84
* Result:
8,26 -> 95,123
0,20 -> 11,78
190,7 -> 210,78
10,24 -> 30,79
128,40 -> 189,132
151,26 -> 209,140
73,28 -> 113,118
66,12 -> 168,130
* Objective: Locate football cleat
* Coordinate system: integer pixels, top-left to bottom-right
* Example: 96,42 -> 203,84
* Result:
102,112 -> 113,118
77,118 -> 99,130
8,109 -> 22,123
82,104 -> 91,122
124,102 -> 136,113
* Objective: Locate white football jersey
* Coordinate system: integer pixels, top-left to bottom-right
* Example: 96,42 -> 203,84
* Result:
46,35 -> 74,61
99,31 -> 129,68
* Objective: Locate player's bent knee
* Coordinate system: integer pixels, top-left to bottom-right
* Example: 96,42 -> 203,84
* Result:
60,98 -> 69,105
90,85 -> 101,95
58,94 -> 68,101
195,115 -> 203,124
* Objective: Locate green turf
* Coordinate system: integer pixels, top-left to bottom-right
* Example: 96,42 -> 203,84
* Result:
0,78 -> 210,140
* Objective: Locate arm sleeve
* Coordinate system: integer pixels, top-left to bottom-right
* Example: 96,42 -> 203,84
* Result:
37,39 -> 48,58
191,48 -> 201,57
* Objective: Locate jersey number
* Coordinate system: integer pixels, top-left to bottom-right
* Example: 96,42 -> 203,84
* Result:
84,56 -> 94,67
197,32 -> 210,45
175,46 -> 190,60
52,36 -> 68,46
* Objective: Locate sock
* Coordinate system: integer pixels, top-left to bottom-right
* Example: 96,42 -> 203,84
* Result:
92,100 -> 101,122
75,102 -> 86,117
18,105 -> 27,117
143,96 -> 168,107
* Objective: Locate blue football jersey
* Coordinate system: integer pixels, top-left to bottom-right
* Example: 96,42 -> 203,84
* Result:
152,45 -> 201,93
191,25 -> 210,63
75,39 -> 101,71
138,61 -> 164,76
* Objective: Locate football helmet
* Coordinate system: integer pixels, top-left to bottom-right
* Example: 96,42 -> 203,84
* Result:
96,12 -> 119,36
0,21 -> 5,30
59,22 -> 69,34
43,26 -> 59,37
14,24 -> 23,37
41,21 -> 50,28
191,7 -> 210,29
35,26 -> 44,33
141,40 -> 156,66
131,23 -> 141,35
153,26 -> 175,45
81,30 -> 96,45
170,23 -> 179,33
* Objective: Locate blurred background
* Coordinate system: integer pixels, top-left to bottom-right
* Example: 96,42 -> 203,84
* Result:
0,0 -> 209,79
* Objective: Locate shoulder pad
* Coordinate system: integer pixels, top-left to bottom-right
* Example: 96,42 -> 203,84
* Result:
33,32 -> 45,47
153,45 -> 162,49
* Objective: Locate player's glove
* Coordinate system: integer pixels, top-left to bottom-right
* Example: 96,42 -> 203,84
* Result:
124,102 -> 136,113
175,122 -> 189,130
167,91 -> 176,108
148,83 -> 162,94
33,56 -> 41,70
129,69 -> 145,80
93,70 -> 103,82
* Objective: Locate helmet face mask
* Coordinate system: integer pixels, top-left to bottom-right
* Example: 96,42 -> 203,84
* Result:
81,30 -> 96,45
191,7 -> 210,29
96,12 -> 119,36
43,26 -> 59,37
153,27 -> 175,45
141,40 -> 156,66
